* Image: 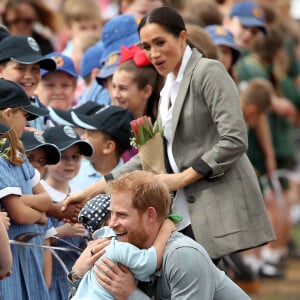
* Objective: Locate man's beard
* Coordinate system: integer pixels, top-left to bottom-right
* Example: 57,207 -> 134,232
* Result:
127,220 -> 148,249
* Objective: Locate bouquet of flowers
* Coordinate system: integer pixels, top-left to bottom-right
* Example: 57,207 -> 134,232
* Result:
130,116 -> 165,174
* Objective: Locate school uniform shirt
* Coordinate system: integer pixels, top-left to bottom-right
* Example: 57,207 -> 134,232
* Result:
236,55 -> 300,175
28,95 -> 52,131
71,158 -> 124,189
0,157 -> 50,300
41,181 -> 85,300
77,81 -> 111,106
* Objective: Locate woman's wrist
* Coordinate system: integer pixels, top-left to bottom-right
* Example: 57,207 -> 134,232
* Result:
68,268 -> 83,282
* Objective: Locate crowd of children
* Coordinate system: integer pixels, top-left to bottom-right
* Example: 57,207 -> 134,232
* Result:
0,0 -> 300,299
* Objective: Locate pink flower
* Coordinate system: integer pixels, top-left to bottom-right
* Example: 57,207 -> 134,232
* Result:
130,116 -> 163,149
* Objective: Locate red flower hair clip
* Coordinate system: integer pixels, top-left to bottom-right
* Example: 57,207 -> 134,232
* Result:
119,45 -> 151,67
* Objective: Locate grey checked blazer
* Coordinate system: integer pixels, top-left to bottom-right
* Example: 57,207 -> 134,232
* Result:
111,49 -> 275,259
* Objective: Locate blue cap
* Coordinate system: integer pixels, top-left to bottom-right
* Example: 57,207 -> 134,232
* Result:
96,52 -> 120,84
80,41 -> 104,78
205,25 -> 240,64
229,1 -> 266,33
41,52 -> 78,78
96,14 -> 140,84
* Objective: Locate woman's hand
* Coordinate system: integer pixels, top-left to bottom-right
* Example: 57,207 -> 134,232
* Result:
61,190 -> 86,212
72,238 -> 110,278
61,179 -> 108,212
95,257 -> 137,300
155,168 -> 203,191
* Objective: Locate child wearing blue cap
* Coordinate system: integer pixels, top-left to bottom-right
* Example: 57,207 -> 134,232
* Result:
223,1 -> 266,49
77,41 -> 110,106
95,14 -> 140,99
205,24 -> 240,77
35,52 -> 78,112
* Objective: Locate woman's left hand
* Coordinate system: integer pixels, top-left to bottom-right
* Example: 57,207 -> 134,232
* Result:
72,238 -> 110,278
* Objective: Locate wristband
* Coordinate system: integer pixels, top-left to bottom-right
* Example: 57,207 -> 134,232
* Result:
68,269 -> 83,282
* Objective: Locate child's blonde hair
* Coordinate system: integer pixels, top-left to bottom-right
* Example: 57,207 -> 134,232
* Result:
0,111 -> 24,165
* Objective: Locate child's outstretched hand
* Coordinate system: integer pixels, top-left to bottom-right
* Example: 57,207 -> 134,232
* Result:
56,223 -> 86,238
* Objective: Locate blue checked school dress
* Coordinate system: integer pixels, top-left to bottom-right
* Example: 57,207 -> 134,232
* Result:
41,181 -> 85,300
0,157 -> 49,300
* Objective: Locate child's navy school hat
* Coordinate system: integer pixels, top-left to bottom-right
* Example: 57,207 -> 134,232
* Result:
0,79 -> 49,120
96,14 -> 140,84
40,52 -> 78,78
20,131 -> 61,165
48,101 -> 103,126
71,106 -> 134,150
229,1 -> 266,34
0,122 -> 11,135
43,125 -> 93,156
205,25 -> 240,64
80,41 -> 104,78
0,35 -> 56,70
